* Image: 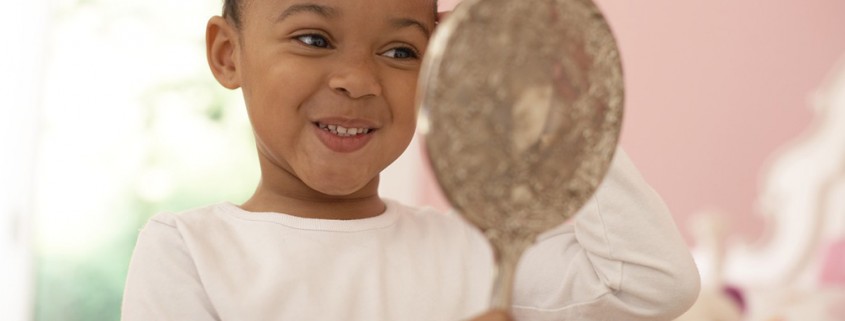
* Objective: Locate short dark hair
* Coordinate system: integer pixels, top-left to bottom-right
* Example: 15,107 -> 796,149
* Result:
222,0 -> 242,28
223,0 -> 437,29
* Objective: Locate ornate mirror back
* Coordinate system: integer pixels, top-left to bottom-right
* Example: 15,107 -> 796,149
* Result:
417,0 -> 624,308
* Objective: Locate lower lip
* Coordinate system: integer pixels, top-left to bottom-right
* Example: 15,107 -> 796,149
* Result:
314,125 -> 375,153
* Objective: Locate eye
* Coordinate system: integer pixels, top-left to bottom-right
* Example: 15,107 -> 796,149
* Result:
382,47 -> 419,59
296,34 -> 332,49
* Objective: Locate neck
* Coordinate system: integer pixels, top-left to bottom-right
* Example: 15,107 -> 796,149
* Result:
240,155 -> 385,220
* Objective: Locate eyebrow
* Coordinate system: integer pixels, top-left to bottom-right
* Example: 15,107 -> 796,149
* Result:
276,3 -> 338,23
275,3 -> 431,38
390,18 -> 432,38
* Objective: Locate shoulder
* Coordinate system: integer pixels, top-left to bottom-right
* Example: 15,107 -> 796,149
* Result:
148,203 -> 231,224
127,204 -> 231,274
137,203 -> 236,245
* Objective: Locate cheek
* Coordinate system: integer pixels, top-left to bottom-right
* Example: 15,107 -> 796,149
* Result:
386,72 -> 420,117
243,61 -> 318,120
242,66 -> 317,155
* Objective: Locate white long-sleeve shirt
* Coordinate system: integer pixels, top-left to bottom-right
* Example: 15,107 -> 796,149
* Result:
121,150 -> 700,321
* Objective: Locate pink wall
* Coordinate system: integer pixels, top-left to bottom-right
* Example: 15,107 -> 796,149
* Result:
435,0 -> 845,243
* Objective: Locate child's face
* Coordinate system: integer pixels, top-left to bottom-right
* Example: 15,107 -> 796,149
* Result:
233,0 -> 436,196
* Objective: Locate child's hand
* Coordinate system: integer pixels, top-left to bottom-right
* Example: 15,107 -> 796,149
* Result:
467,309 -> 513,321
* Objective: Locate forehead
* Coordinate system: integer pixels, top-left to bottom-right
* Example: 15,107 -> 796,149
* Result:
242,0 -> 437,20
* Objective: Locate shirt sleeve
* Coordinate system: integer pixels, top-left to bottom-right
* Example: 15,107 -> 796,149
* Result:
511,148 -> 700,321
121,214 -> 220,321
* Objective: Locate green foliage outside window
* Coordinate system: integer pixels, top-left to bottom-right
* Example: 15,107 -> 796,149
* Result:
33,1 -> 256,320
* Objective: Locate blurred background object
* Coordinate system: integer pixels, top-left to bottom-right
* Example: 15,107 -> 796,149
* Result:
3,1 -> 256,320
684,54 -> 845,321
2,1 -> 49,321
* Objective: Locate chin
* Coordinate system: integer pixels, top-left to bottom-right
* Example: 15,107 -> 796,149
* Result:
308,177 -> 376,197
316,186 -> 361,197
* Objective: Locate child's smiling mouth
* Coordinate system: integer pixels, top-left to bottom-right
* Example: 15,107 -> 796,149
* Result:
317,122 -> 372,136
312,120 -> 378,153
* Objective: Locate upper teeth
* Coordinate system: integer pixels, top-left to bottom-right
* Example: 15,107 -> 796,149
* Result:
318,123 -> 371,136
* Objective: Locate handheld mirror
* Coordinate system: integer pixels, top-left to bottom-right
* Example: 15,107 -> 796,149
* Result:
417,0 -> 624,309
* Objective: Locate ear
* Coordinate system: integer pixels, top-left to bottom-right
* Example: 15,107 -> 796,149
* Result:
206,16 -> 241,89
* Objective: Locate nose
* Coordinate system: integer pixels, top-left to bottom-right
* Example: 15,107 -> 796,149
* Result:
328,53 -> 383,99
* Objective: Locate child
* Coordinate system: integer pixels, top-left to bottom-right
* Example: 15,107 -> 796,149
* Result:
121,0 -> 700,320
